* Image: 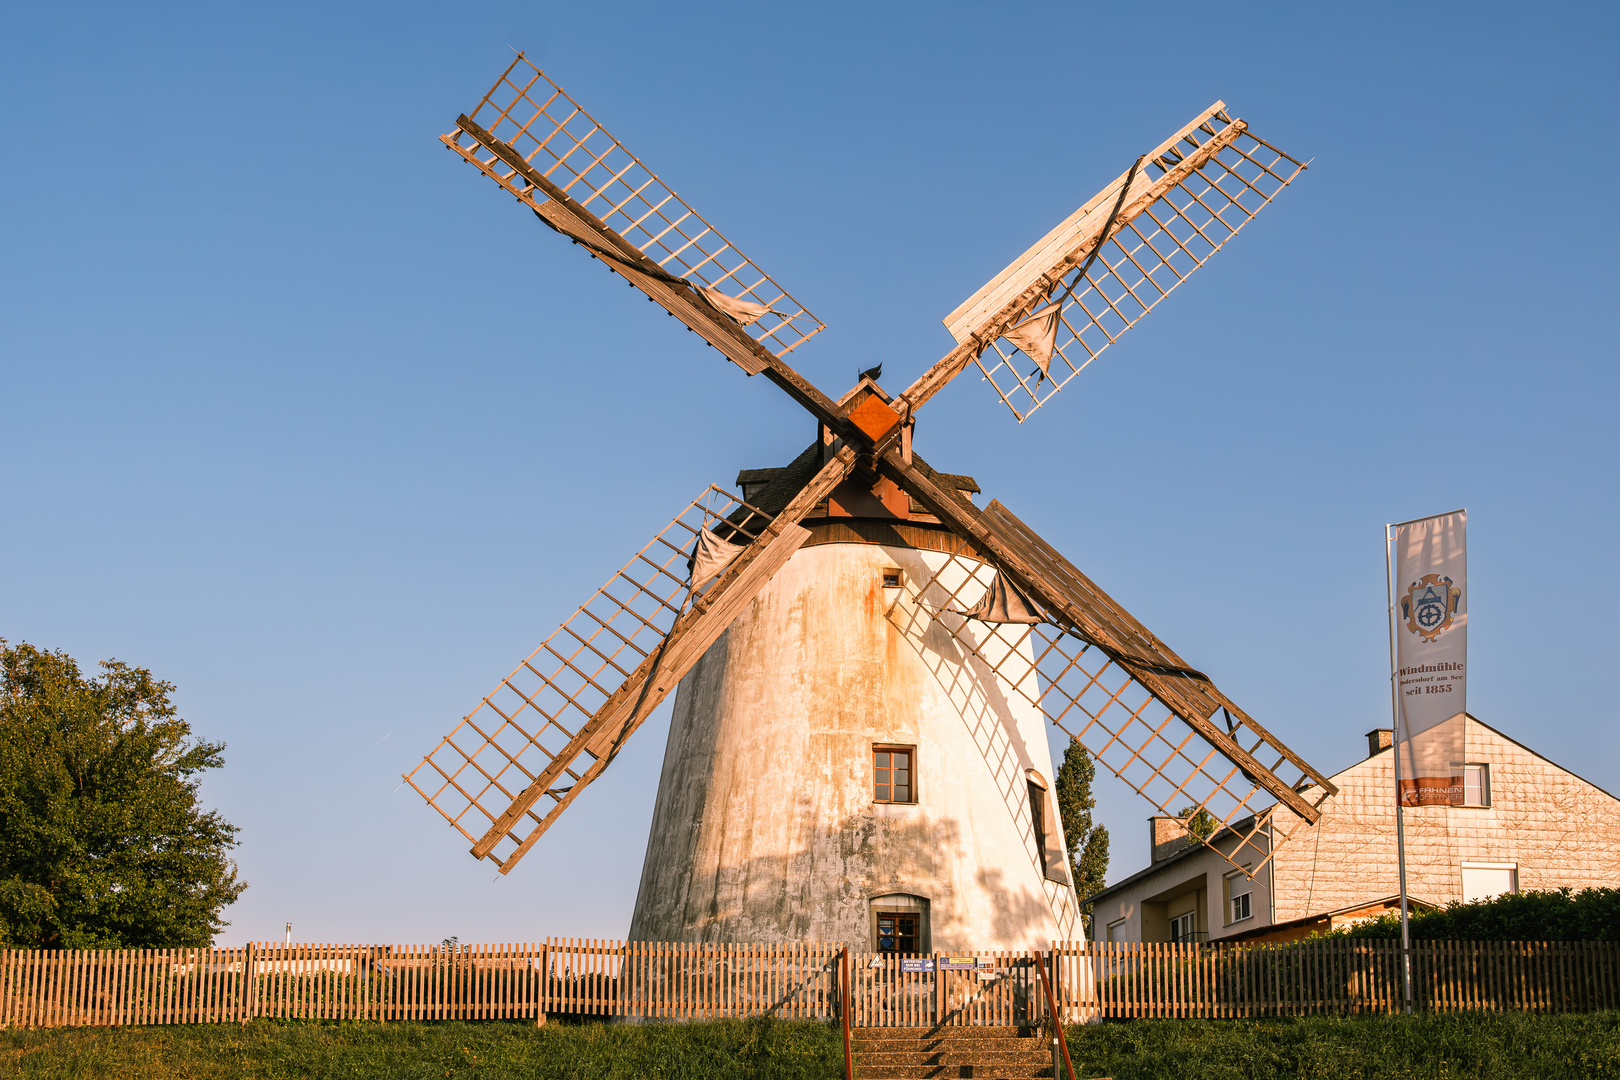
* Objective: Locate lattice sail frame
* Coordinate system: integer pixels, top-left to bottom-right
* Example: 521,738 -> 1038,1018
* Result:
973,112 -> 1305,422
405,485 -> 773,865
442,54 -> 824,359
899,553 -> 1329,878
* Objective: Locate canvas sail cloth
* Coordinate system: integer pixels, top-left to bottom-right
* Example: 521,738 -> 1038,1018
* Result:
698,286 -> 775,326
1002,303 -> 1062,380
1392,510 -> 1467,806
688,528 -> 746,590
957,571 -> 1044,624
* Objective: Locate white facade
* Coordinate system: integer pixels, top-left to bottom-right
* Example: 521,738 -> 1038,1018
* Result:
1090,716 -> 1620,943
629,539 -> 1080,950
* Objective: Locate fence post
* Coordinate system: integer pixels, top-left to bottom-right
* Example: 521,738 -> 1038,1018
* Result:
240,943 -> 255,1025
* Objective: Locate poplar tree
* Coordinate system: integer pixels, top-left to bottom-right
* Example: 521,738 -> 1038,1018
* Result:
1054,740 -> 1109,934
0,641 -> 245,948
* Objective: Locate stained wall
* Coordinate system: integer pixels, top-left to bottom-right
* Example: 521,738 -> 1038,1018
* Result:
629,542 -> 1080,949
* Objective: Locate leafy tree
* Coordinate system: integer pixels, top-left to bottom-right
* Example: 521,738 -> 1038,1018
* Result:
1054,740 -> 1109,934
1176,805 -> 1218,843
0,640 -> 245,948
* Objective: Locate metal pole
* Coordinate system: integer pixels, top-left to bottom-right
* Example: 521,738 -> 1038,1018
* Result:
1385,524 -> 1413,1014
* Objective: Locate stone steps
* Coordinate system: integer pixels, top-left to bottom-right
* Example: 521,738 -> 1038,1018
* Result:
849,1025 -> 1103,1080
859,1049 -> 1052,1064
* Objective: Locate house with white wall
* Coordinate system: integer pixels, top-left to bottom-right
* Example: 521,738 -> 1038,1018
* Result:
1088,715 -> 1620,944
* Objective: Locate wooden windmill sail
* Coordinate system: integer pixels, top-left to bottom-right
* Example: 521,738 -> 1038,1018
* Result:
405,55 -> 1337,893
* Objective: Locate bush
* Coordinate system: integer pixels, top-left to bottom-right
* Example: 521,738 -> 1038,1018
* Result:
1340,888 -> 1620,942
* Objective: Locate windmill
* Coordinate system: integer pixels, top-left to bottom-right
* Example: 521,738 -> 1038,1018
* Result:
406,55 -> 1338,948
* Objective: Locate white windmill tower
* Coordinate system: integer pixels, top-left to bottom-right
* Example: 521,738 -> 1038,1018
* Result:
407,56 -> 1338,953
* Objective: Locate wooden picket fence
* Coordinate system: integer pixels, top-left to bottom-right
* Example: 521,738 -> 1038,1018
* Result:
1071,940 -> 1620,1017
2,938 -> 1617,1029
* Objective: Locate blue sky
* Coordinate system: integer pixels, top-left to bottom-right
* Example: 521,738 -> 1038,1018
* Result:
3,1 -> 1615,946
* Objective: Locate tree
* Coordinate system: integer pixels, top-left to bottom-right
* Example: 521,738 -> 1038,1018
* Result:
0,640 -> 245,948
1176,805 -> 1218,843
1054,739 -> 1109,935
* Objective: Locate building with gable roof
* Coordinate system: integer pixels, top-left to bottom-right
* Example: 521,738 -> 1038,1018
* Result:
1088,715 -> 1620,944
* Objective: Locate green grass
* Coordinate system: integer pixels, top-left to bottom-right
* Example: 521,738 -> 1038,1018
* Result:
0,1016 -> 842,1079
3,1011 -> 1618,1079
1064,1011 -> 1620,1080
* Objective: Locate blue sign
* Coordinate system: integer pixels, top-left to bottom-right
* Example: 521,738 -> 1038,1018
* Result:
900,958 -> 935,973
939,956 -> 978,970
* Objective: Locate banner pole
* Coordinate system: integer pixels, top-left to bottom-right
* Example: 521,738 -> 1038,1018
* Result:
1385,523 -> 1413,1014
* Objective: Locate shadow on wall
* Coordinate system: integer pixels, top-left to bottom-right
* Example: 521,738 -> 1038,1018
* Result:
883,552 -> 1080,939
975,865 -> 1057,945
632,808 -> 1054,951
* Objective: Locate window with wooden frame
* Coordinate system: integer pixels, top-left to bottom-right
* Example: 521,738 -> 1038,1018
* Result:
873,746 -> 915,804
875,910 -> 920,954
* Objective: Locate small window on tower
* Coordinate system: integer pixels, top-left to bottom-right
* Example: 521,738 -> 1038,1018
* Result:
1028,779 -> 1048,854
875,911 -> 919,953
882,568 -> 904,588
873,746 -> 915,804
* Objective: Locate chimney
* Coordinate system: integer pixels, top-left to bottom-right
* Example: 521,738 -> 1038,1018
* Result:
1149,816 -> 1194,864
1366,728 -> 1393,758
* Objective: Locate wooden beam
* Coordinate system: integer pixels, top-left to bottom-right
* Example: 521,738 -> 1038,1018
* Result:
877,447 -> 1333,822
471,446 -> 859,870
451,116 -> 857,444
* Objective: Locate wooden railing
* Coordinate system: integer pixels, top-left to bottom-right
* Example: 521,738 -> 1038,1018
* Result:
2,938 -> 1616,1029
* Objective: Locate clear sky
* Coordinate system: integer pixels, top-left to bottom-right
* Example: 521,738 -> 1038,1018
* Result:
3,1 -> 1615,946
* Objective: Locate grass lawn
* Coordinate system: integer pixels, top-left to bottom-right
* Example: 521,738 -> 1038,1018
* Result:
0,1011 -> 1617,1078
0,1017 -> 840,1080
1064,1011 -> 1620,1080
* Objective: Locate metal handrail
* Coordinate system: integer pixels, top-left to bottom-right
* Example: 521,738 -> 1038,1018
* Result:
1036,950 -> 1077,1080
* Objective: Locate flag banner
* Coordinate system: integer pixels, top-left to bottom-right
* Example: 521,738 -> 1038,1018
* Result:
1392,510 -> 1467,806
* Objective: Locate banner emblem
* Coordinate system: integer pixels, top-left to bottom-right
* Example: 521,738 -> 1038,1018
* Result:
1401,574 -> 1461,642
